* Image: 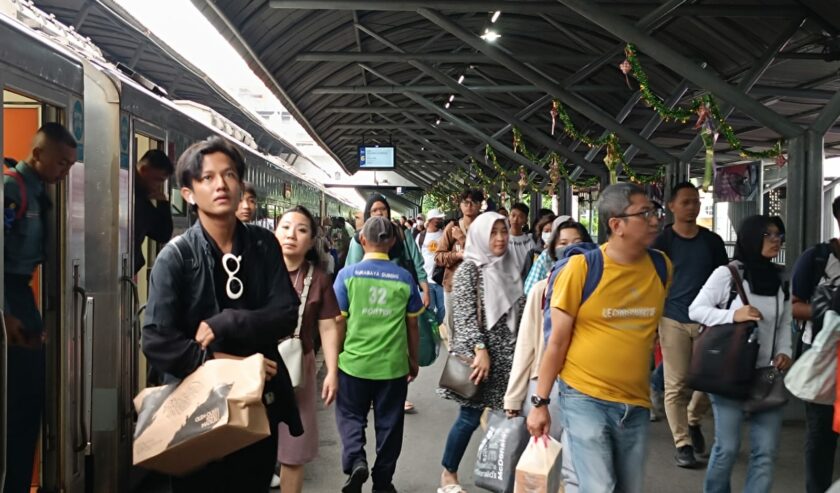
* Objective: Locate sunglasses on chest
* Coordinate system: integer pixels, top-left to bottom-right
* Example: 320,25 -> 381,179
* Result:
222,253 -> 244,300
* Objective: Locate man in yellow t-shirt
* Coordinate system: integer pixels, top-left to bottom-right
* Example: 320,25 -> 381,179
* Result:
527,183 -> 671,493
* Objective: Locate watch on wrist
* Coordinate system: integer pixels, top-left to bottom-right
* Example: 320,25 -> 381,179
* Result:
475,342 -> 487,351
530,394 -> 551,408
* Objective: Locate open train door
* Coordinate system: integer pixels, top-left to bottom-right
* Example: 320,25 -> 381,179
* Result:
0,16 -> 89,493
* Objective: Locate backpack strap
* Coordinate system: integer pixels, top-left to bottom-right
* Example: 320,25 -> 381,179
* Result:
171,235 -> 194,271
812,242 -> 833,286
581,248 -> 604,304
647,248 -> 668,288
4,168 -> 27,220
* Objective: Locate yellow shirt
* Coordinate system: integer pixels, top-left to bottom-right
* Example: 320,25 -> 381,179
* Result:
550,244 -> 671,408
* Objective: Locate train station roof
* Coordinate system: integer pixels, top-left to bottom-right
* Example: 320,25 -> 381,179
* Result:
185,0 -> 840,191
32,0 -> 305,165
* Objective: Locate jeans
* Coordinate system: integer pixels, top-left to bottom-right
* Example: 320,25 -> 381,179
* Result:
651,362 -> 664,393
428,283 -> 446,325
441,406 -> 483,472
558,380 -> 650,493
704,394 -> 784,493
805,402 -> 838,493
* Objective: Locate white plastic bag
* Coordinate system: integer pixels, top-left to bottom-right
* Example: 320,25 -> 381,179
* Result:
785,311 -> 840,404
515,436 -> 563,493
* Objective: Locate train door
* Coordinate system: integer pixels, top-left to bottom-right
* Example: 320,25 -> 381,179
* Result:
2,83 -> 87,493
129,122 -> 166,398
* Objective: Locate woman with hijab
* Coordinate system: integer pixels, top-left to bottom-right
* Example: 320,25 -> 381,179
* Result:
437,212 -> 526,493
689,215 -> 792,493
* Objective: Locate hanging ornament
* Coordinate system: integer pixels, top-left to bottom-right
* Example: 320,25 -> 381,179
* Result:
619,59 -> 632,89
604,134 -> 621,185
547,157 -> 561,196
775,153 -> 787,168
699,123 -> 719,192
550,100 -> 559,135
518,166 -> 528,196
694,104 -> 711,130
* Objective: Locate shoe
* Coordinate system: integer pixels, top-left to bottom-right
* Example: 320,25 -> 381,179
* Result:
342,461 -> 369,493
372,484 -> 398,493
404,400 -> 417,414
689,425 -> 707,457
675,445 -> 698,468
270,473 -> 280,488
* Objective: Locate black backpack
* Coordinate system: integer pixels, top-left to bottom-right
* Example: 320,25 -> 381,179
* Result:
806,239 -> 840,340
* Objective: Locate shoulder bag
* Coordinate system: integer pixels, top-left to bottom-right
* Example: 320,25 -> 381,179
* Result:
686,264 -> 760,399
439,272 -> 483,400
278,263 -> 314,390
744,292 -> 789,413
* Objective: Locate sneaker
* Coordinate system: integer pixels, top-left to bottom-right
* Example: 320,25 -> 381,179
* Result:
675,445 -> 698,468
689,425 -> 707,457
270,473 -> 280,488
342,461 -> 369,493
372,484 -> 398,493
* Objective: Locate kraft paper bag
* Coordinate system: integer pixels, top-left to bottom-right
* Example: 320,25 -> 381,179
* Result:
515,436 -> 564,493
133,353 -> 270,476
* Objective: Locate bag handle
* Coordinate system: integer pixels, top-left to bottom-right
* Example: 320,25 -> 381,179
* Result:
727,263 -> 751,307
476,278 -> 484,331
292,263 -> 315,339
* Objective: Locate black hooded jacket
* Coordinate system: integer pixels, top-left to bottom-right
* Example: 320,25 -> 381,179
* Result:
142,220 -> 303,435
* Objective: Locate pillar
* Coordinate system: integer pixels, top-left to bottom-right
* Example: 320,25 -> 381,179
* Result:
786,130 -> 823,270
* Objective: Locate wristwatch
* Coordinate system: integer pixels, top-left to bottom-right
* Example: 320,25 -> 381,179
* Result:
475,342 -> 487,351
530,394 -> 551,408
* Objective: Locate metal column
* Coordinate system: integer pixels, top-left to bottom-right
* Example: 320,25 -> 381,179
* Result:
786,130 -> 824,270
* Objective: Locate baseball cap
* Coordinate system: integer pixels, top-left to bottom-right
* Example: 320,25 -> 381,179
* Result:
362,216 -> 395,243
426,208 -> 445,220
550,215 -> 573,235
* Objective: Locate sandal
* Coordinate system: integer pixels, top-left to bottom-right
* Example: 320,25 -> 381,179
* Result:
404,400 -> 417,414
437,485 -> 466,493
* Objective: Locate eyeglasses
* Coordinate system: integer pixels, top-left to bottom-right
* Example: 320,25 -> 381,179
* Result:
222,253 -> 244,300
461,200 -> 479,206
614,206 -> 664,221
763,232 -> 785,242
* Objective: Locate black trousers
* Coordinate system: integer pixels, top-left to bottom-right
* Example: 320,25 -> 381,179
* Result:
170,431 -> 278,492
805,401 -> 839,493
335,370 -> 408,489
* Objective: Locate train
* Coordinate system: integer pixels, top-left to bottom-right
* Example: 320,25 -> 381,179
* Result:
0,2 -> 356,491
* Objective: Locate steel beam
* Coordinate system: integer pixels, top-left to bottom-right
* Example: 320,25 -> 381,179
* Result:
812,90 -> 840,135
269,1 -> 804,17
557,0 -> 802,138
325,106 -> 488,115
750,85 -> 838,100
419,8 -> 677,165
312,85 -> 543,95
623,79 -> 692,164
297,52 -> 601,64
679,18 -> 806,163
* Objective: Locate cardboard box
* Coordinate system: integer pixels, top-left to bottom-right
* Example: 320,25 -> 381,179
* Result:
133,354 -> 270,476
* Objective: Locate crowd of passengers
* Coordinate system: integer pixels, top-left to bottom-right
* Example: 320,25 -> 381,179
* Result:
4,127 -> 840,493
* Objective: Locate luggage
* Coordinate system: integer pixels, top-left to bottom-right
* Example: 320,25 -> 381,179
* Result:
686,265 -> 759,399
133,354 -> 270,476
515,436 -> 564,493
474,412 -> 530,493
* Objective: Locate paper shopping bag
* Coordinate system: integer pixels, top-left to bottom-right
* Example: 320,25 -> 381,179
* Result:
474,412 -> 530,493
515,436 -> 563,493
132,354 -> 270,475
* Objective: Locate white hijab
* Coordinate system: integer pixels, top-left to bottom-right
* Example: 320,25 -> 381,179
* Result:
464,212 -> 524,333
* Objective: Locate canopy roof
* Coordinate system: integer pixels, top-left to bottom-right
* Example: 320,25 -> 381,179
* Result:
190,0 -> 840,191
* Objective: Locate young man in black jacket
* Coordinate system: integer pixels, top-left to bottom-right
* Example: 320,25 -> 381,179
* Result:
142,136 -> 302,492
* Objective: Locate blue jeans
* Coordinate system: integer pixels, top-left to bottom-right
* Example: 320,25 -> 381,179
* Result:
441,406 -> 483,472
559,380 -> 650,493
428,283 -> 446,325
651,362 -> 664,393
704,394 -> 784,493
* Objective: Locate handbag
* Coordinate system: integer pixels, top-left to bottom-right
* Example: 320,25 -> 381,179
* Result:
744,293 -> 789,413
439,277 -> 484,400
785,311 -> 840,404
277,263 -> 314,390
686,264 -> 760,399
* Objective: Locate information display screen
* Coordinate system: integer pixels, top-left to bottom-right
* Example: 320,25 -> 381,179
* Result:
358,145 -> 396,169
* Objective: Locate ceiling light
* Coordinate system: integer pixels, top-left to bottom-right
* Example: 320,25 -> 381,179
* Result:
457,74 -> 465,84
491,11 -> 501,23
480,29 -> 501,42
449,95 -> 455,102
435,118 -> 441,125
444,102 -> 450,109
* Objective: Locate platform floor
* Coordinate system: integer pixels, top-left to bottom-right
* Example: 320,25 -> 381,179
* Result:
137,354 -> 837,492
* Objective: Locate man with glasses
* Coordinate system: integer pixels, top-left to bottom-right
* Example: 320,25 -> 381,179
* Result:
141,136 -> 302,492
792,196 -> 840,493
527,183 -> 671,493
653,182 -> 728,468
435,189 -> 484,334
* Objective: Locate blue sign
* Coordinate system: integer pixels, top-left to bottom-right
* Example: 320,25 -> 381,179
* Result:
72,99 -> 84,161
119,114 -> 130,170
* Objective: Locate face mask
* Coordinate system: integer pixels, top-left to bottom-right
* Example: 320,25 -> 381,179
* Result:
541,232 -> 551,244
554,245 -> 568,259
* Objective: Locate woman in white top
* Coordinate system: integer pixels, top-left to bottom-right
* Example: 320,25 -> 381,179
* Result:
689,215 -> 793,493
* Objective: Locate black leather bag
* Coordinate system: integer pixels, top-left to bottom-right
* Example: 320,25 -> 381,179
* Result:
687,265 -> 760,400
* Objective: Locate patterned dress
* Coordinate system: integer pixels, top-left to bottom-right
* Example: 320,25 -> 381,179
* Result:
438,260 -> 526,409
